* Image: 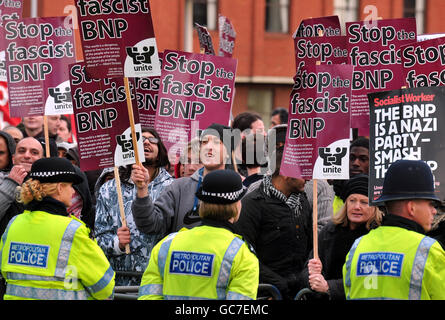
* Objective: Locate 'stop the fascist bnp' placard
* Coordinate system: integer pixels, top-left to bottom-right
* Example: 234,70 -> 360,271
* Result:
75,0 -> 161,79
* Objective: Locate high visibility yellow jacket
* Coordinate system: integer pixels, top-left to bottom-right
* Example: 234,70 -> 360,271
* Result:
343,225 -> 445,300
138,223 -> 259,300
0,210 -> 115,300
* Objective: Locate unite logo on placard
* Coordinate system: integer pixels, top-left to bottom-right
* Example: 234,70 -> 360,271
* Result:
318,147 -> 348,174
116,131 -> 140,159
126,45 -> 155,72
48,86 -> 72,111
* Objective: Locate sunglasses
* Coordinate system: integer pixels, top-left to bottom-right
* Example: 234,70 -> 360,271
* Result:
142,136 -> 159,144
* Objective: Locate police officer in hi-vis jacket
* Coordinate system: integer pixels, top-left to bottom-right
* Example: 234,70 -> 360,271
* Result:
138,169 -> 259,300
343,159 -> 445,300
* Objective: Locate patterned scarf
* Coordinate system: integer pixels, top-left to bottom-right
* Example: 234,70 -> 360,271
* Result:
262,175 -> 303,218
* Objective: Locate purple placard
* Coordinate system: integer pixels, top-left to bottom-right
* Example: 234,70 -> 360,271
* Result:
401,36 -> 445,87
134,52 -> 163,129
0,0 -> 23,26
4,17 -> 76,117
281,64 -> 353,180
346,18 -> 417,136
155,49 -> 237,161
294,36 -> 348,73
69,62 -> 144,172
293,16 -> 341,38
196,23 -> 215,55
218,15 -> 236,58
75,0 -> 161,79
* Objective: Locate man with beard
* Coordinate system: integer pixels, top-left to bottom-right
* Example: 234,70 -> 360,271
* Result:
131,123 -> 234,237
94,128 -> 173,286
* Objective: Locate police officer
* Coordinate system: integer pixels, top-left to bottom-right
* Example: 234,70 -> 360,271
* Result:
343,159 -> 445,300
138,169 -> 259,300
0,157 -> 115,300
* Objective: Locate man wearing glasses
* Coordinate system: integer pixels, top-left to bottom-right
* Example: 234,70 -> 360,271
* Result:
95,127 -> 173,286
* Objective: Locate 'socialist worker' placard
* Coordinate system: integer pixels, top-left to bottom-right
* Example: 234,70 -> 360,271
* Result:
154,49 -> 237,160
281,64 -> 353,180
368,86 -> 445,204
69,62 -> 144,172
75,0 -> 161,79
4,16 -> 75,117
346,18 -> 417,136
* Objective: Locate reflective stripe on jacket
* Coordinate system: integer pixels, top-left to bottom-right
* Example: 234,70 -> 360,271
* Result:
0,210 -> 115,300
343,225 -> 445,300
138,225 -> 259,300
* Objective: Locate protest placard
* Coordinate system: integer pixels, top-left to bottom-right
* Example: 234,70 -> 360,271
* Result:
3,17 -> 76,117
133,52 -> 162,129
293,35 -> 348,73
293,15 -> 341,38
401,36 -> 445,87
281,64 -> 353,180
75,0 -> 161,79
368,86 -> 444,204
347,18 -> 417,136
196,23 -> 215,55
155,49 -> 237,160
0,0 -> 22,27
69,62 -> 143,172
218,15 -> 236,58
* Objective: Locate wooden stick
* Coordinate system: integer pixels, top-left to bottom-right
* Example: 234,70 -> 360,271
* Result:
43,116 -> 50,158
114,166 -> 130,254
123,77 -> 141,166
313,179 -> 318,259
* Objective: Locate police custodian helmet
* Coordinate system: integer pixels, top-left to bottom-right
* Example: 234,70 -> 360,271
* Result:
373,159 -> 440,204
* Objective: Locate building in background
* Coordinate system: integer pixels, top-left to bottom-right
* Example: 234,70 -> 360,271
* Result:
21,0 -> 445,127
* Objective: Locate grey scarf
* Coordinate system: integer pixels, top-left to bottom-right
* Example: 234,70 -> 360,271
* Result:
262,175 -> 303,217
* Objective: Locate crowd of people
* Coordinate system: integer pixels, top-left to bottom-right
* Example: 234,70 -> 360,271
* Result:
0,110 -> 444,300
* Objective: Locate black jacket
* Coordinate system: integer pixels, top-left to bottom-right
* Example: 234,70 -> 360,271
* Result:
72,166 -> 95,236
301,221 -> 369,300
235,182 -> 312,299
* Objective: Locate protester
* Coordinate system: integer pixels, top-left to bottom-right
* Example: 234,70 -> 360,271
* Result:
1,126 -> 23,144
270,107 -> 288,128
138,169 -> 259,300
332,137 -> 370,214
0,157 -> 115,300
174,137 -> 202,178
231,111 -> 266,177
303,174 -> 383,300
20,116 -> 44,138
0,131 -> 16,172
57,141 -> 75,158
240,133 -> 267,188
0,137 -> 44,236
235,146 -> 312,300
248,124 -> 334,231
95,128 -> 173,286
132,123 -> 233,236
36,136 -> 58,157
57,115 -> 75,143
343,160 -> 445,300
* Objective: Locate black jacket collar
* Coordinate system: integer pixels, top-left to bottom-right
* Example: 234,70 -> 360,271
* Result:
25,196 -> 69,217
383,213 -> 426,234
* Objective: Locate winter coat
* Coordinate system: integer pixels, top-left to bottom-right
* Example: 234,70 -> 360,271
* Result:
301,221 -> 369,300
95,167 -> 173,286
132,167 -> 204,237
235,181 -> 312,299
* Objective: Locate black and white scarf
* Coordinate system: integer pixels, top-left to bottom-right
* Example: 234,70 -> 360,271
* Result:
262,175 -> 303,218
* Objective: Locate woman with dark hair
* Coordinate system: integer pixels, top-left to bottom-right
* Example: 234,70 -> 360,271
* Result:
95,127 -> 174,286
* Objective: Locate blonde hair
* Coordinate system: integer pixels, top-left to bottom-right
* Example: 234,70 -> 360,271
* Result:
332,196 -> 384,230
199,201 -> 239,221
16,179 -> 66,205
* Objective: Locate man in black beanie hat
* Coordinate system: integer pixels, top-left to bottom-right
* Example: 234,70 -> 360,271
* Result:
131,122 -> 236,237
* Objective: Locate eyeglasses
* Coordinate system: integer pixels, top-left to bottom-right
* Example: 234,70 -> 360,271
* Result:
142,136 -> 159,144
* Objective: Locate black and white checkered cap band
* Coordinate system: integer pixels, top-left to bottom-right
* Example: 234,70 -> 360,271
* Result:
30,171 -> 75,178
200,187 -> 245,201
